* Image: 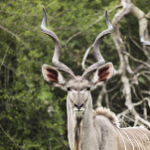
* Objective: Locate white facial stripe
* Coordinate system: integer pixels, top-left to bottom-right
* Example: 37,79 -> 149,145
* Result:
74,108 -> 85,111
72,89 -> 87,93
72,90 -> 78,93
80,89 -> 86,93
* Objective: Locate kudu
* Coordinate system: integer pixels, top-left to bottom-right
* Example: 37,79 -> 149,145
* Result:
41,7 -> 150,150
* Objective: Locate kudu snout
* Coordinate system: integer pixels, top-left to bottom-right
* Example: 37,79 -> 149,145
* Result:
74,103 -> 84,110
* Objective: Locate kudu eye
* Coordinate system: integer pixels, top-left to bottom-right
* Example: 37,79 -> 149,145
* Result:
67,87 -> 71,91
87,87 -> 91,91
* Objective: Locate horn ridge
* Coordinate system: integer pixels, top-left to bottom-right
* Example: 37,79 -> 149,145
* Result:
41,7 -> 75,78
82,11 -> 113,79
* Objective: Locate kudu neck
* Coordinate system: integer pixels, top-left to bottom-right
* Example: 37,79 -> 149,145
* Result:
67,94 -> 97,150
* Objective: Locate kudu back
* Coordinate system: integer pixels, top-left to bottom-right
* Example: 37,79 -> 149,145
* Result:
41,7 -> 150,150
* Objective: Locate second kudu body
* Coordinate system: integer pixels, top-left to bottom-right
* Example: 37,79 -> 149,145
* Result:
41,7 -> 150,150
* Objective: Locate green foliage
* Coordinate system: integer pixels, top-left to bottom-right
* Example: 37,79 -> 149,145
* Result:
0,0 -> 150,149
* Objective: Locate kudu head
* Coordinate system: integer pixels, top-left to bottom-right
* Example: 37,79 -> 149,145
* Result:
41,7 -> 114,117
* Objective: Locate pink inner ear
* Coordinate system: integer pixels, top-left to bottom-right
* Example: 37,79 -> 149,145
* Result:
98,66 -> 110,82
46,68 -> 58,83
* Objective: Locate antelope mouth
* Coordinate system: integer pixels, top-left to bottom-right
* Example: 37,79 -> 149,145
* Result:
74,108 -> 85,116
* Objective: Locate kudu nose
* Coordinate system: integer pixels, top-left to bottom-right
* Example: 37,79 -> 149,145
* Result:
74,103 -> 84,110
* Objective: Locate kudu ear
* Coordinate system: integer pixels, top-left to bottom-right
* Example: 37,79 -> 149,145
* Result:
42,64 -> 66,88
91,63 -> 114,88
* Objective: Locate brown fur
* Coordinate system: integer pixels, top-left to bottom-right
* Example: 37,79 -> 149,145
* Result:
74,117 -> 82,150
94,107 -> 119,126
98,66 -> 109,82
46,68 -> 58,83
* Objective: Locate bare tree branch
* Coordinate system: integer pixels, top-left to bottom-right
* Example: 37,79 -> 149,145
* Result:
0,25 -> 27,47
0,47 -> 9,69
0,124 -> 21,148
